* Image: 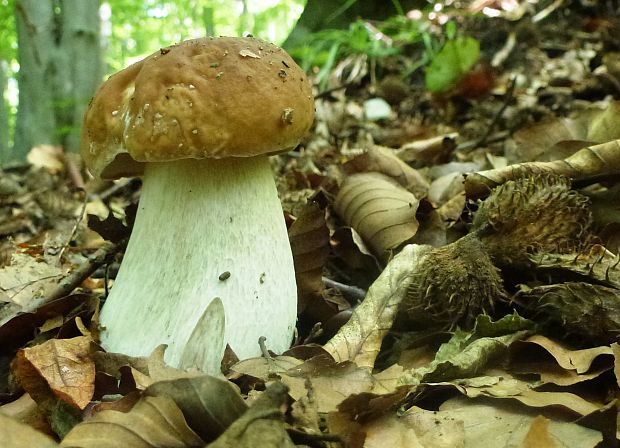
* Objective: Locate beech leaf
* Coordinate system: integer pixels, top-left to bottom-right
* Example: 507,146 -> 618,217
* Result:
324,244 -> 431,369
17,336 -> 96,410
144,375 -> 247,443
60,395 -> 204,448
334,172 -> 421,261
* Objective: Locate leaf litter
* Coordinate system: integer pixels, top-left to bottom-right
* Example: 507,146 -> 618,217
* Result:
3,3 -> 620,447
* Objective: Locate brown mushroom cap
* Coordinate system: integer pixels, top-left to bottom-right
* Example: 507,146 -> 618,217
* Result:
81,37 -> 315,179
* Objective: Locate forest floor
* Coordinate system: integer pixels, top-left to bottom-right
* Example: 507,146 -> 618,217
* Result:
2,2 -> 620,447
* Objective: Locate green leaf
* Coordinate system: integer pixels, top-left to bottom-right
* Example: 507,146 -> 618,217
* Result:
425,36 -> 480,92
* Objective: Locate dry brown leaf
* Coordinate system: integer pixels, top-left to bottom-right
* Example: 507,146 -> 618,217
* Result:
144,375 -> 247,443
324,244 -> 431,369
432,373 -> 603,417
0,413 -> 59,448
231,355 -> 303,380
233,354 -> 389,413
282,359 -> 378,413
343,145 -> 430,196
0,393 -> 52,437
516,335 -> 613,374
208,382 -> 294,448
521,415 -> 560,448
17,336 -> 96,410
288,200 -> 330,315
60,395 -> 204,447
612,343 -> 620,389
334,172 -> 420,261
438,396 -> 602,447
396,132 -> 459,165
290,379 -> 321,435
363,408 -> 465,448
0,252 -> 66,308
464,139 -> 620,199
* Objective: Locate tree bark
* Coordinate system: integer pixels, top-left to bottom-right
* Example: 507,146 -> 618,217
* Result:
12,0 -> 101,162
0,61 -> 8,163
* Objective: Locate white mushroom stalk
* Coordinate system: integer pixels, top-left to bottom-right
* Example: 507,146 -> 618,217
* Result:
99,156 -> 297,368
81,37 -> 314,371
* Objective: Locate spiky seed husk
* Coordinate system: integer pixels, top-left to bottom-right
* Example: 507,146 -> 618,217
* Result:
517,282 -> 620,344
472,173 -> 592,267
401,233 -> 506,330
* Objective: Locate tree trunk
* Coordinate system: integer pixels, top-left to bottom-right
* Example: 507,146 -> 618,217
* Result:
284,0 -> 424,50
0,61 -> 8,163
12,0 -> 101,162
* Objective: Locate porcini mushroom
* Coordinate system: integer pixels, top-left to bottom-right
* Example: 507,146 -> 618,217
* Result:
81,37 -> 314,368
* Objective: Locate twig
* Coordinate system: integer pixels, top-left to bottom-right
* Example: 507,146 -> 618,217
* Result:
64,153 -> 85,190
302,322 -> 324,345
45,238 -> 127,304
58,189 -> 87,261
532,0 -> 565,23
322,276 -> 366,302
469,76 -> 517,150
258,335 -> 273,360
457,130 -> 509,152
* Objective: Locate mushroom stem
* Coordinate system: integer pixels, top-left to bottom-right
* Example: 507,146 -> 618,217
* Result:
98,156 -> 297,368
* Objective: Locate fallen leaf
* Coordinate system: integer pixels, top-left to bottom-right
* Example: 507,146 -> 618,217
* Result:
60,395 -> 204,447
144,375 -> 247,443
208,382 -> 294,448
324,244 -> 432,369
439,396 -> 602,447
363,407 -> 465,448
0,413 -> 59,448
0,252 -> 66,308
17,336 -> 96,410
343,145 -> 430,196
511,335 -> 613,376
288,200 -> 330,315
334,173 -> 421,261
464,139 -> 620,199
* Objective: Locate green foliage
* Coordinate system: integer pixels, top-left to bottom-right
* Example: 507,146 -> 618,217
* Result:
289,19 -> 404,88
103,0 -> 305,72
0,0 -> 16,62
288,13 -> 481,93
425,34 -> 480,92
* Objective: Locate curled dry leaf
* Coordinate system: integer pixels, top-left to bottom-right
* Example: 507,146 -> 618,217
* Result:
396,132 -> 459,166
324,244 -> 431,369
60,395 -> 204,448
0,413 -> 59,448
334,173 -> 421,262
464,139 -> 620,199
510,335 -> 614,386
232,354 -> 387,413
144,375 -> 247,443
288,200 -> 330,315
517,335 -> 613,374
343,145 -> 430,196
508,102 -> 620,163
209,382 -> 295,448
16,336 -> 96,410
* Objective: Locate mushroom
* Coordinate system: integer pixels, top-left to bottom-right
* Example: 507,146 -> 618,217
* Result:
81,37 -> 315,369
